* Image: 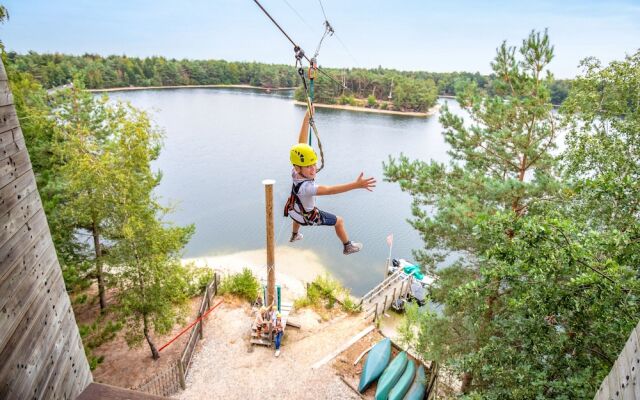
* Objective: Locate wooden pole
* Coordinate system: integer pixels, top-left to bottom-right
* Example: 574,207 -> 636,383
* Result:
263,179 -> 276,308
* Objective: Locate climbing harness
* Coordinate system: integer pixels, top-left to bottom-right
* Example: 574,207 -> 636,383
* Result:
283,180 -> 321,226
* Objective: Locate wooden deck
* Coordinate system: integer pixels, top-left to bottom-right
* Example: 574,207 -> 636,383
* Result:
358,268 -> 413,321
77,383 -> 168,400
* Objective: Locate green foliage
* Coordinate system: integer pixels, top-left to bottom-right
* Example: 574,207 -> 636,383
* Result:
5,51 -> 572,109
340,295 -> 360,314
218,268 -> 260,302
73,294 -> 88,305
367,94 -> 377,107
79,318 -> 122,370
294,274 -> 358,314
183,264 -> 215,297
383,31 -> 640,397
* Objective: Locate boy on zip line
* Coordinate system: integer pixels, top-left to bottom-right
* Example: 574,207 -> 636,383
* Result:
284,109 -> 376,255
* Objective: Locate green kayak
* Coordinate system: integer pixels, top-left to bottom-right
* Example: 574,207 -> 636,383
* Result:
358,338 -> 392,392
375,351 -> 408,400
404,365 -> 427,400
388,359 -> 415,400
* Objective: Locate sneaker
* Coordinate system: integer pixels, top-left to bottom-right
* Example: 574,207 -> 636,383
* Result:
343,241 -> 363,255
275,350 -> 281,357
289,232 -> 303,242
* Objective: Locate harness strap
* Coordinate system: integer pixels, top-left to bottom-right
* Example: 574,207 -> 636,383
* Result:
284,181 -> 320,226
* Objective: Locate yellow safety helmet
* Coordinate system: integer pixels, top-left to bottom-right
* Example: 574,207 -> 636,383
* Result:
290,143 -> 317,167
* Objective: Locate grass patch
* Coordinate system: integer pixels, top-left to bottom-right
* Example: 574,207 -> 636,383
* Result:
294,274 -> 360,316
218,268 -> 260,302
79,318 -> 123,370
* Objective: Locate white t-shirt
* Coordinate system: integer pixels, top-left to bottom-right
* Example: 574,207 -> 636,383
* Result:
290,169 -> 318,223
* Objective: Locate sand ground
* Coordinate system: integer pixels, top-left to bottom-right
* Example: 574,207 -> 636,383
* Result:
175,301 -> 369,399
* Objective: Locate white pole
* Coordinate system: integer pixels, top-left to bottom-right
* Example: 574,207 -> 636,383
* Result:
385,236 -> 393,281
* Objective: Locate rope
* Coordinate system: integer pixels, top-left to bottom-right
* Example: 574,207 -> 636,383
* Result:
297,66 -> 325,173
252,0 -> 347,91
158,299 -> 224,352
274,206 -> 290,245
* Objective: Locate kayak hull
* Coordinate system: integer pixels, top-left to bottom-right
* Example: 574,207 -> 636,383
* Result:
375,351 -> 408,400
389,360 -> 415,400
404,364 -> 427,400
358,338 -> 392,392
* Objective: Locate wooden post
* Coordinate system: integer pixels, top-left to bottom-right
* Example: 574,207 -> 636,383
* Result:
392,287 -> 397,302
177,361 -> 186,390
263,179 -> 276,308
383,295 -> 388,312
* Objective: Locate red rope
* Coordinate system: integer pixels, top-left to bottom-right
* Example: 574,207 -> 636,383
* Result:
158,299 -> 224,352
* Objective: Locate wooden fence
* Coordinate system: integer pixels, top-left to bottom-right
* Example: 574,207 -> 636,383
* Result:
135,273 -> 218,397
593,319 -> 640,400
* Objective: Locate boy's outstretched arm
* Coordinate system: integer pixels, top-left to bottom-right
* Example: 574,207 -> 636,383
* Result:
316,172 -> 376,196
297,110 -> 311,144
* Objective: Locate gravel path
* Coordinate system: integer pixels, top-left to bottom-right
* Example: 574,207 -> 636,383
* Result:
175,301 -> 369,399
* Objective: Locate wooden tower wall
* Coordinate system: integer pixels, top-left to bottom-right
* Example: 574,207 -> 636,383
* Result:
0,59 -> 92,398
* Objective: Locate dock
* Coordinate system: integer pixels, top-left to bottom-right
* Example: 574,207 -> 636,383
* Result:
358,269 -> 413,321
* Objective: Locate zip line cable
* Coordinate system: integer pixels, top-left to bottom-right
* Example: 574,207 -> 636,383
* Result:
281,0 -> 315,32
318,0 -> 329,22
316,0 -> 359,72
251,0 -> 347,91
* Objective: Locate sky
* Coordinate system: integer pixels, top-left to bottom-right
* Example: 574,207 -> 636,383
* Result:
1,0 -> 639,78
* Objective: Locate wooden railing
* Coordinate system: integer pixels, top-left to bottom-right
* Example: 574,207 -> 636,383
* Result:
135,273 -> 218,397
360,268 -> 413,321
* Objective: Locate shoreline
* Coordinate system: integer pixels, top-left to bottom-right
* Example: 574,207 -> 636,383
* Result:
88,84 -> 441,117
294,100 -> 441,117
182,246 -> 330,301
88,84 -> 297,93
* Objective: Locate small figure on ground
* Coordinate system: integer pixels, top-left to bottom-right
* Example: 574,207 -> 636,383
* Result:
254,306 -> 267,337
285,110 -> 376,255
273,312 -> 284,357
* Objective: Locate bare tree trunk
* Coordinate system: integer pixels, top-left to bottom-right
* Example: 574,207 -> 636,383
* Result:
92,221 -> 107,312
143,315 -> 160,360
461,372 -> 474,394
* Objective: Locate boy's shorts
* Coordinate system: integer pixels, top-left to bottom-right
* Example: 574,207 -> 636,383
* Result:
317,210 -> 337,226
289,209 -> 337,226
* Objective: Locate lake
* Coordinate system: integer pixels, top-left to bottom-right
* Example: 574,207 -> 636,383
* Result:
108,88 -> 460,295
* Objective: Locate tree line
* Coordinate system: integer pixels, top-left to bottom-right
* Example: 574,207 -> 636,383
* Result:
6,51 -> 570,111
386,30 -> 640,398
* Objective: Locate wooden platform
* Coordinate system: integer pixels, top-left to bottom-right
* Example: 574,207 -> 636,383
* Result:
250,302 -> 293,347
76,383 -> 168,400
359,269 -> 413,321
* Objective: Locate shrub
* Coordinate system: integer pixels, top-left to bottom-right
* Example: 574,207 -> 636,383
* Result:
367,95 -> 377,107
218,268 -> 260,302
295,274 -> 359,314
184,264 -> 215,297
341,296 -> 360,314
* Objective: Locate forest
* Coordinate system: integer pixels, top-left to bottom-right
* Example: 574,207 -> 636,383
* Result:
6,51 -> 570,112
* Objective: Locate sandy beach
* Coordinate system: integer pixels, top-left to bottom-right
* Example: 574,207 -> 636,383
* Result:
294,100 -> 441,117
182,246 -> 330,301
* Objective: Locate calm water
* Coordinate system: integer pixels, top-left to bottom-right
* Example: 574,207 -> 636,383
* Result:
108,89 -> 461,295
